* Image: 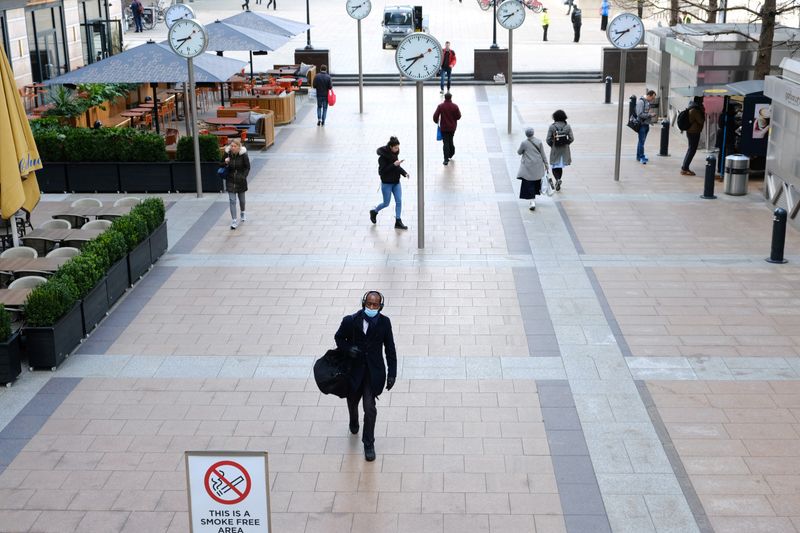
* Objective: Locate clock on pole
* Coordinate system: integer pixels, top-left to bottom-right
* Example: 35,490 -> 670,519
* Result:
496,0 -> 525,30
345,0 -> 371,20
395,32 -> 442,81
164,3 -> 195,29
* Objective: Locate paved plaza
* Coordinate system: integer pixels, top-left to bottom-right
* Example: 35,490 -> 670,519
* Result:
3,3 -> 800,532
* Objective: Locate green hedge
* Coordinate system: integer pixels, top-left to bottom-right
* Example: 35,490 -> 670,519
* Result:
24,278 -> 79,328
176,134 -> 221,162
132,198 -> 166,233
110,210 -> 149,253
0,305 -> 11,341
31,124 -> 168,163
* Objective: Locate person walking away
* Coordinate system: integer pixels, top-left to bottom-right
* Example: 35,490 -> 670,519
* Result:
131,0 -> 144,32
517,127 -> 549,211
266,0 -> 276,9
541,8 -> 550,41
545,109 -> 574,192
433,93 -> 462,166
223,140 -> 250,229
370,137 -> 410,230
242,0 -> 250,10
565,0 -> 573,15
335,291 -> 397,462
635,90 -> 657,164
439,42 -> 456,94
600,0 -> 610,30
313,64 -> 333,126
680,96 -> 705,176
571,6 -> 583,42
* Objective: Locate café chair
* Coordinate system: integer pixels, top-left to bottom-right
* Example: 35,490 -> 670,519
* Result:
113,197 -> 142,207
39,219 -> 72,230
82,220 -> 112,231
71,198 -> 103,209
8,275 -> 48,290
0,246 -> 38,259
46,247 -> 80,259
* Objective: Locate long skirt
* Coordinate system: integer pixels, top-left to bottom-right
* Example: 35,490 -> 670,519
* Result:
518,178 -> 541,200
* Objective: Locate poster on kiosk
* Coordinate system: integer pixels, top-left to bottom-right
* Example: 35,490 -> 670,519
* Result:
185,451 -> 271,533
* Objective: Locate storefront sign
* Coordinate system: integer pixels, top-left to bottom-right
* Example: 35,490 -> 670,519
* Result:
185,451 -> 271,533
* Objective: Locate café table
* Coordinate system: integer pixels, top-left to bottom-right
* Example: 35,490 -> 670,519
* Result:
53,205 -> 132,220
209,130 -> 240,138
0,288 -> 32,308
204,117 -> 245,127
0,257 -> 69,273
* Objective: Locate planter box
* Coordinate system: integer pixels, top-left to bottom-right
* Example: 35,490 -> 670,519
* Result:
0,331 -> 21,386
149,221 -> 168,262
474,48 -> 508,81
37,163 -> 69,193
23,303 -> 83,370
119,162 -> 173,193
107,258 -> 129,306
66,162 -> 120,193
128,237 -> 151,283
81,277 -> 109,336
171,162 -> 224,193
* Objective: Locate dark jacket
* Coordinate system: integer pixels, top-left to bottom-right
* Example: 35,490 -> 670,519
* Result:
377,146 -> 407,184
433,101 -> 462,133
686,102 -> 705,135
313,72 -> 332,96
571,8 -> 582,26
224,146 -> 250,193
335,310 -> 397,398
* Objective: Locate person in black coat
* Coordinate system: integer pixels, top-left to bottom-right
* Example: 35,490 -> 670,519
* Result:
571,6 -> 582,42
223,140 -> 250,229
312,64 -> 332,126
369,136 -> 409,230
335,291 -> 398,461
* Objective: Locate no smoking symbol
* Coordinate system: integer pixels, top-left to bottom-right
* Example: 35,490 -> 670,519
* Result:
204,460 -> 252,505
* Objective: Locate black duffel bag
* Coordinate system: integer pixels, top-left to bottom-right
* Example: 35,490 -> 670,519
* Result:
314,348 -> 353,398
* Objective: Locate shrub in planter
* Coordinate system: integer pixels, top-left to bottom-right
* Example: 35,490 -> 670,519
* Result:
0,305 -> 21,385
81,229 -> 128,267
52,252 -> 106,299
35,130 -> 66,162
176,135 -> 221,162
111,211 -> 150,253
23,278 -> 82,370
133,198 -> 166,234
24,278 -> 78,328
123,133 -> 168,163
0,305 -> 12,342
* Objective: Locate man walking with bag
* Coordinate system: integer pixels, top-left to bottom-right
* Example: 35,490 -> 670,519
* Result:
635,90 -> 657,164
439,42 -> 456,94
433,92 -> 462,166
335,291 -> 397,462
313,65 -> 332,126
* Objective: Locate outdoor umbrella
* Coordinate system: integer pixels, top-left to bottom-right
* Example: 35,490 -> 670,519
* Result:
44,41 -> 247,133
222,11 -> 310,38
0,46 -> 41,224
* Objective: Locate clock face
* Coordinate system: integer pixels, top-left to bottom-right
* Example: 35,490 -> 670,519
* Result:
346,0 -> 371,20
395,33 -> 442,81
496,0 -> 526,30
606,13 -> 644,50
168,19 -> 208,59
165,4 -> 195,29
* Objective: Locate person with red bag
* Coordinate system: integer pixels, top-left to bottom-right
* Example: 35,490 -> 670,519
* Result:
312,64 -> 333,126
439,41 -> 456,94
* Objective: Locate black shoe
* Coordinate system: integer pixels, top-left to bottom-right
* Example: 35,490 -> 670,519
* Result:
369,209 -> 377,224
394,219 -> 408,230
317,120 -> 321,126
349,421 -> 359,434
555,179 -> 562,191
443,159 -> 449,166
321,121 -> 325,126
364,443 -> 376,461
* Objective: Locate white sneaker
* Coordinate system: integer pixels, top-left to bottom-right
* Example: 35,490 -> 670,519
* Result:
230,219 -> 238,229
240,212 -> 246,221
529,200 -> 536,211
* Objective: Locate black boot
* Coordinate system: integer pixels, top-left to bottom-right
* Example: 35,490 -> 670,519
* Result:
349,420 -> 359,434
369,209 -> 377,224
394,218 -> 408,230
364,443 -> 376,461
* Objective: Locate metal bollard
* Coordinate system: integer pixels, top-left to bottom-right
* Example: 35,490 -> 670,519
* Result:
658,118 -> 670,157
701,154 -> 717,199
766,207 -> 789,264
604,76 -> 612,104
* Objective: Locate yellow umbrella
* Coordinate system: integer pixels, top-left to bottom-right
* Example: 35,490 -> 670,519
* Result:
0,46 -> 41,219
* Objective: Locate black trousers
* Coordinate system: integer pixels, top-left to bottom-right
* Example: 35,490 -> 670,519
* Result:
442,132 -> 455,160
600,15 -> 608,30
542,25 -> 548,41
347,374 -> 377,445
682,132 -> 701,171
573,25 -> 581,42
552,167 -> 563,180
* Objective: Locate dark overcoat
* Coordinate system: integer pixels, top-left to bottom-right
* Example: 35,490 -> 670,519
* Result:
334,310 -> 397,398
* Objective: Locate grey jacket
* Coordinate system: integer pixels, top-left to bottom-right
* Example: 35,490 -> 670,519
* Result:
516,137 -> 548,181
635,97 -> 654,125
545,121 -> 573,166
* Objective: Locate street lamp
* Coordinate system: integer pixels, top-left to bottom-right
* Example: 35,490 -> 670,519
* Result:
305,0 -> 313,50
491,0 -> 499,49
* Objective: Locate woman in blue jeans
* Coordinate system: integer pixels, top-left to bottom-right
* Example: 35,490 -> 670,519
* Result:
370,136 -> 409,230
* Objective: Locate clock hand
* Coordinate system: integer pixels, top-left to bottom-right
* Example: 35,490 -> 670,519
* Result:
349,2 -> 363,13
613,28 -> 630,36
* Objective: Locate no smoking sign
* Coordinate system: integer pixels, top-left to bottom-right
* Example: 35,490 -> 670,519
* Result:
186,452 -> 272,533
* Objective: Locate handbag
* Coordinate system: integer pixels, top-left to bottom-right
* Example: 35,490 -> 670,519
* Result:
327,88 -> 336,106
627,114 -> 641,133
314,348 -> 352,398
217,166 -> 229,182
436,125 -> 443,141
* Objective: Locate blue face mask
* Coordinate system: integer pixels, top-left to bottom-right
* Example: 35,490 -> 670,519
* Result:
364,308 -> 379,318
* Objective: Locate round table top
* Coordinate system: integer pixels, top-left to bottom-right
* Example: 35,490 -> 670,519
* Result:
204,117 -> 245,125
120,111 -> 143,117
208,130 -> 241,137
131,107 -> 150,112
277,77 -> 295,83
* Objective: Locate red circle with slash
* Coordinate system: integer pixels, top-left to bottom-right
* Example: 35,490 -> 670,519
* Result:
204,460 -> 252,505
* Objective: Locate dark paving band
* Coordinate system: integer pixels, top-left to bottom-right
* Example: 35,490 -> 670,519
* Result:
514,267 -> 560,358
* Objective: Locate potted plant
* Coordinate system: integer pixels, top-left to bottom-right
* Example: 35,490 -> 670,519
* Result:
22,278 -> 82,370
134,198 -> 167,262
112,211 -> 151,283
30,119 -> 68,193
118,133 -> 171,193
82,229 -> 130,305
52,251 -> 108,336
0,305 -> 21,386
172,135 -> 225,193
63,128 -> 122,193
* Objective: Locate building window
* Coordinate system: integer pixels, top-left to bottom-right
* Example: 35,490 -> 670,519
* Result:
79,0 -> 120,64
26,3 -> 69,83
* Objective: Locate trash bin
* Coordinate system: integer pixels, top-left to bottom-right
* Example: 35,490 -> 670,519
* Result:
724,154 -> 750,195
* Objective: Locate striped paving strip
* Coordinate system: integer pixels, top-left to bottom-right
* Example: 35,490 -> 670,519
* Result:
514,267 -> 561,358
584,266 -> 633,358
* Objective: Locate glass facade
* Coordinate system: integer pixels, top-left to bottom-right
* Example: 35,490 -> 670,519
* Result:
26,2 -> 69,83
79,0 -> 111,64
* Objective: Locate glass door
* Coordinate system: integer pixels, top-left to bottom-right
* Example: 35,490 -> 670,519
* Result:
82,21 -> 109,63
39,30 -> 63,80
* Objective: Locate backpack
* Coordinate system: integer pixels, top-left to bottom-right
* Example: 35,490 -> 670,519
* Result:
676,107 -> 691,132
553,125 -> 570,146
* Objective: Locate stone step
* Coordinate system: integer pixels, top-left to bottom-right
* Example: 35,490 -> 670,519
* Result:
328,71 -> 603,86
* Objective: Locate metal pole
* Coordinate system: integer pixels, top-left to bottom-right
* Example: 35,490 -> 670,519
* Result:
151,82 -> 160,134
491,1 -> 498,48
188,58 -> 203,198
183,82 -> 190,137
507,28 -> 512,134
613,49 -> 628,181
766,207 -> 788,264
416,81 -> 424,249
305,0 -> 312,49
249,50 -> 254,93
358,18 -> 363,114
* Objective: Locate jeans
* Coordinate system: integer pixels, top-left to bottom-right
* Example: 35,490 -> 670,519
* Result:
133,14 -> 143,32
347,374 -> 377,445
682,132 -> 701,171
375,183 -> 402,219
439,67 -> 452,91
316,96 -> 328,123
637,124 -> 650,161
228,191 -> 245,219
442,131 -> 455,160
